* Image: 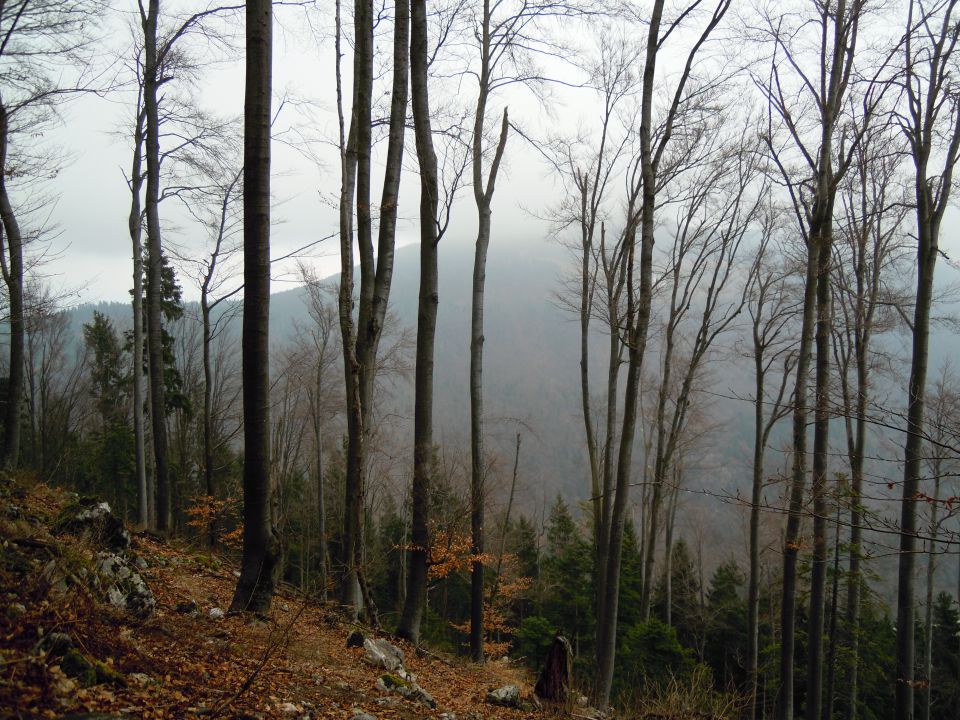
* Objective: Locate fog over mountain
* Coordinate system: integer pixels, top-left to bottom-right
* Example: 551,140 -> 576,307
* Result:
72,236 -> 960,595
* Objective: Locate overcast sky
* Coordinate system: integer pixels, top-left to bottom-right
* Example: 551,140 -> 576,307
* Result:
34,1 -> 570,306
27,1 -> 960,308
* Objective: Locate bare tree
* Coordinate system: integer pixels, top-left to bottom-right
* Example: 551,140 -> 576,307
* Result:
638,124 -> 761,621
893,2 -> 960,713
336,0 -> 409,620
295,262 -> 340,601
0,0 -> 105,469
830,119 -> 909,720
396,0 -> 445,643
751,2 -> 877,715
744,216 -> 797,720
593,0 -> 732,705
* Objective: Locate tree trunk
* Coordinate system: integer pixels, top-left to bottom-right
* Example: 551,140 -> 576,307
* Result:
779,236 -> 819,720
807,222 -> 834,720
339,0 -> 407,622
128,102 -> 149,529
315,364 -> 328,601
229,0 -> 279,614
469,200 -> 490,661
0,97 -> 23,471
142,0 -> 171,533
397,0 -> 438,642
895,149 -> 941,720
824,502 -> 843,720
468,0 -> 510,660
920,474 -> 940,720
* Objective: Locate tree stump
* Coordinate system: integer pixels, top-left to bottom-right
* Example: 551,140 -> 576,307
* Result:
534,634 -> 573,703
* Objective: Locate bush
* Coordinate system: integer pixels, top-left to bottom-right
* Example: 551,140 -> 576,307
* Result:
514,615 -> 555,669
616,617 -> 695,692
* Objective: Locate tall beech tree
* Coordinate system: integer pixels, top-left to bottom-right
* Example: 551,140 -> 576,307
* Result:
744,218 -> 797,720
753,2 -> 873,715
830,120 -> 908,720
894,1 -> 960,715
464,0 -> 590,660
593,0 -> 732,705
396,0 -> 441,643
336,0 -> 409,620
230,0 -> 278,614
638,125 -> 761,621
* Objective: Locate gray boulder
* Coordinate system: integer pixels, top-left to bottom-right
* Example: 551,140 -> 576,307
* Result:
94,552 -> 155,617
362,638 -> 404,671
56,499 -> 131,550
486,685 -> 521,708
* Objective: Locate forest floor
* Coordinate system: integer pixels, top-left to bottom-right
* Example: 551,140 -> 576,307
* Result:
0,475 -> 546,720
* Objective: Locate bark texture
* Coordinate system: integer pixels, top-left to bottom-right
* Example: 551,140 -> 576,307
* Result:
229,0 -> 279,614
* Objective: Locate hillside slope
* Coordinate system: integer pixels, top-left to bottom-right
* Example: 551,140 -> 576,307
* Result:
0,475 -> 541,719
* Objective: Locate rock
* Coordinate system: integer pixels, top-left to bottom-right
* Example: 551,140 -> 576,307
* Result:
346,629 -> 365,648
94,552 -> 155,617
209,607 -> 225,620
56,499 -> 131,550
129,672 -> 154,686
351,712 -> 377,720
376,673 -> 436,709
32,631 -> 74,658
439,713 -> 457,720
362,638 -> 404,671
41,558 -> 70,594
277,702 -> 300,714
175,599 -> 200,615
60,648 -> 97,686
577,695 -> 589,707
486,685 -> 521,708
280,603 -> 290,611
134,556 -> 148,570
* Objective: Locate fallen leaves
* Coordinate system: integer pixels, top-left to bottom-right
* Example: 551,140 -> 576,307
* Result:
2,479 -> 541,720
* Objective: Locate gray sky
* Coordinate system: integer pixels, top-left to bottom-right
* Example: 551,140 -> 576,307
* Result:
36,1 -> 567,305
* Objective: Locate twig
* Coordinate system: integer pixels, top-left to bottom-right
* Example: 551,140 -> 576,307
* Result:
207,601 -> 307,718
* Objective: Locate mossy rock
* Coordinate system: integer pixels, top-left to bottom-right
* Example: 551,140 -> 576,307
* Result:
59,649 -> 126,688
380,673 -> 410,690
61,648 -> 97,686
93,659 -> 127,687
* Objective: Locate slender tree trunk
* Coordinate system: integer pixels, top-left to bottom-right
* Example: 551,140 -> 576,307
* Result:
0,98 -> 23,471
229,0 -> 279,614
749,353 -> 768,720
201,298 -> 216,546
470,200 -> 491,661
339,0 -> 407,623
920,473 -> 940,720
141,0 -> 171,532
808,221 -> 834,720
780,236 -> 820,720
397,0 -> 438,642
335,0 -> 362,616
594,2 -> 664,701
824,502 -> 842,720
846,352 -> 867,720
315,364 -> 328,600
896,173 -> 940,720
127,102 -> 149,529
469,0 -> 509,660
